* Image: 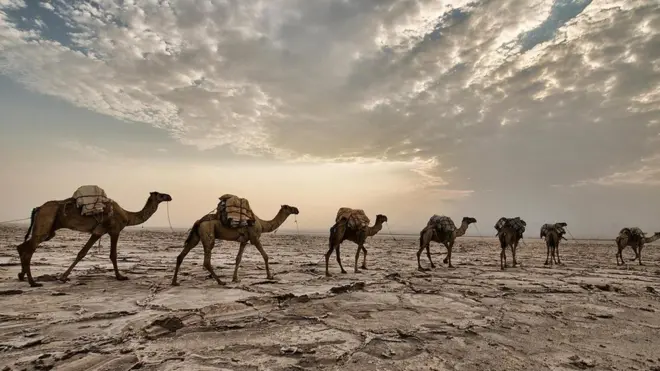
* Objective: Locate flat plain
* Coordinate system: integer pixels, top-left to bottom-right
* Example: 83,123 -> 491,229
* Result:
1,225 -> 659,371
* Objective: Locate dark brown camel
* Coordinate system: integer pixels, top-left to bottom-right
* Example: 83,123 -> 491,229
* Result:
417,216 -> 477,270
544,228 -> 561,267
498,225 -> 522,270
325,213 -> 387,276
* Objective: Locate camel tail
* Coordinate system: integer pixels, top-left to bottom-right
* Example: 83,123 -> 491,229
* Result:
24,207 -> 39,242
184,220 -> 202,246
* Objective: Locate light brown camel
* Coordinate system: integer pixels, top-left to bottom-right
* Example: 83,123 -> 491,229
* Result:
498,225 -> 522,270
324,212 -> 388,277
417,216 -> 477,271
17,191 -> 172,287
171,204 -> 300,286
544,228 -> 561,267
615,228 -> 660,266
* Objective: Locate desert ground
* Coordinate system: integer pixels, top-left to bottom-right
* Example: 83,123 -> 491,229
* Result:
1,225 -> 659,371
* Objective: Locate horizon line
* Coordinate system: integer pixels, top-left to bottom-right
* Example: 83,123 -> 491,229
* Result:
0,222 -> 621,241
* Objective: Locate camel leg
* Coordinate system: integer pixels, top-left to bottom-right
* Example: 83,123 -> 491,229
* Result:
500,248 -> 506,270
17,234 -> 47,287
544,243 -> 550,266
108,233 -> 128,281
426,246 -> 435,269
511,242 -> 518,267
201,236 -> 224,285
445,241 -> 455,268
416,244 -> 428,271
360,246 -> 368,270
325,244 -> 336,277
60,234 -> 103,282
554,243 -> 561,265
231,241 -> 248,283
616,246 -> 623,266
354,244 -> 362,273
335,244 -> 347,274
637,245 -> 644,266
171,237 -> 199,286
251,238 -> 274,280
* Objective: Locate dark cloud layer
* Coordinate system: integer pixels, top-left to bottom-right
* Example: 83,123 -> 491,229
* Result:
1,0 -> 659,235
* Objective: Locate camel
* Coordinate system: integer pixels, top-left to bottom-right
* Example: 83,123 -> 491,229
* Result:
417,216 -> 477,271
171,204 -> 300,286
325,211 -> 388,277
16,191 -> 173,287
544,227 -> 561,267
497,222 -> 524,270
541,222 -> 568,265
615,228 -> 660,266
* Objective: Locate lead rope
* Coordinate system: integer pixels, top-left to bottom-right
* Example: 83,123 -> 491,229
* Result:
472,224 -> 484,238
565,227 -> 577,241
166,201 -> 175,233
384,222 -> 397,241
0,217 -> 31,224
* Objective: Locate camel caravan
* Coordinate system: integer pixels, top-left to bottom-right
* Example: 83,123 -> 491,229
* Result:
9,184 -> 660,287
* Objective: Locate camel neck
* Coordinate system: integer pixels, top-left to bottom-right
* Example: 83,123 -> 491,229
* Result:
645,235 -> 660,243
367,222 -> 384,237
259,209 -> 292,233
456,221 -> 470,237
126,198 -> 159,226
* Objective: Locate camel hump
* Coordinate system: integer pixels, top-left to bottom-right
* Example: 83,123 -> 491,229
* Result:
336,207 -> 370,230
428,215 -> 456,233
541,223 -> 565,237
217,194 -> 256,228
72,185 -> 111,216
496,217 -> 526,234
629,227 -> 645,238
494,217 -> 508,231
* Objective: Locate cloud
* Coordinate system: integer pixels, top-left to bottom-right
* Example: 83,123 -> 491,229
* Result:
57,139 -> 109,160
573,153 -> 660,187
1,0 -> 659,197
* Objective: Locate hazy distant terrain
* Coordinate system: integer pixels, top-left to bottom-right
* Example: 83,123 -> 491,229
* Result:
1,225 -> 659,370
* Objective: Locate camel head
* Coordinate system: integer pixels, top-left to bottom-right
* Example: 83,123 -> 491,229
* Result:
462,217 -> 477,225
280,205 -> 300,215
375,214 -> 388,224
150,191 -> 173,203
556,222 -> 568,227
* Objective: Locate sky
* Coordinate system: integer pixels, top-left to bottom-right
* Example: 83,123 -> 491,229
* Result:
0,0 -> 659,238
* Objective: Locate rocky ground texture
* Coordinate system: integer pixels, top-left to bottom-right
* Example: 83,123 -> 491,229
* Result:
1,225 -> 660,371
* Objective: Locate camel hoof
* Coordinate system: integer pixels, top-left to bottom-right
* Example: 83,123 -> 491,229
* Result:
340,270 -> 347,274
417,267 -> 428,272
171,281 -> 180,287
266,275 -> 275,280
442,259 -> 448,264
58,276 -> 69,283
29,282 -> 43,288
17,272 -> 25,281
116,275 -> 129,281
325,273 -> 333,277
361,266 -> 368,270
354,270 -> 362,274
448,265 -> 455,269
232,277 -> 240,283
430,264 -> 436,269
217,280 -> 226,286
